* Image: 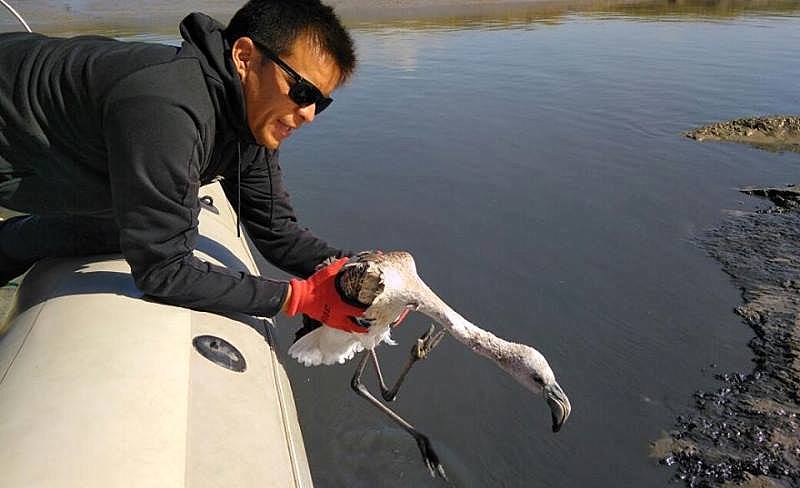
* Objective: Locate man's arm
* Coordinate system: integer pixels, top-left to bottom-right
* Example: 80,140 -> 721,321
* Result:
104,98 -> 289,317
221,146 -> 349,279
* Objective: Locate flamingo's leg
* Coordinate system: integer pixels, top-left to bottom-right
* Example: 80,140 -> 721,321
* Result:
369,324 -> 445,402
350,351 -> 447,480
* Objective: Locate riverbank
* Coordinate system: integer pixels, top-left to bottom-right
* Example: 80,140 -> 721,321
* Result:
2,0 -> 800,36
655,117 -> 800,487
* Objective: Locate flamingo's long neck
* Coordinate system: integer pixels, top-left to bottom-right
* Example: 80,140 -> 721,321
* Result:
411,280 -> 512,365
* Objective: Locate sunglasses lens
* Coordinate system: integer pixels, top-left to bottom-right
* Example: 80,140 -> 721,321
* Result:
314,97 -> 332,115
289,82 -> 318,107
289,82 -> 333,114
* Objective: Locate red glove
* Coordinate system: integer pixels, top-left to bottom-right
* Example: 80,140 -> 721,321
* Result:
285,257 -> 368,333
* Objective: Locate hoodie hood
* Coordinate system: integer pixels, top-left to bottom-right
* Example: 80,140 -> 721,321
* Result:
179,12 -> 256,145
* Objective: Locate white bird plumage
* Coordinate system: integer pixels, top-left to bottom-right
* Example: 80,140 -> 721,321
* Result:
288,323 -> 396,366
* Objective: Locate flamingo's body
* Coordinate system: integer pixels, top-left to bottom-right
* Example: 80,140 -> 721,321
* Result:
288,254 -> 410,366
288,251 -> 571,478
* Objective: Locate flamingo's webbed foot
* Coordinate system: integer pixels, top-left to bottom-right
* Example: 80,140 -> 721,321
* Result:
415,434 -> 448,480
412,324 -> 446,361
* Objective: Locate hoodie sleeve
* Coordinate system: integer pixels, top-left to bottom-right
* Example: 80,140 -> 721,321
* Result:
221,147 -> 348,279
103,96 -> 289,317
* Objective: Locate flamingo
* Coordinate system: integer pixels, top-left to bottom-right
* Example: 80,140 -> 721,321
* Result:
288,251 -> 571,479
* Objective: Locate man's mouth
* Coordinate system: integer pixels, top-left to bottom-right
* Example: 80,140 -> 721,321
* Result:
275,120 -> 295,140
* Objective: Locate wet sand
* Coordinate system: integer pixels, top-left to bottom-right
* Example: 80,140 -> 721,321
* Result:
655,118 -> 800,486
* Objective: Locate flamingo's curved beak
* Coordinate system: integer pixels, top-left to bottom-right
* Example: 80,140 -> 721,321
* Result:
544,382 -> 571,432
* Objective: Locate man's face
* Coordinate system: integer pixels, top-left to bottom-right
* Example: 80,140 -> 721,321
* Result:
232,36 -> 341,149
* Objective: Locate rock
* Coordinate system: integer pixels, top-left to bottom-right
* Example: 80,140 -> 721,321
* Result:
739,186 -> 800,212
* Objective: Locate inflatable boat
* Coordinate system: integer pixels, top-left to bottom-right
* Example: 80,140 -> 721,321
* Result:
0,182 -> 313,487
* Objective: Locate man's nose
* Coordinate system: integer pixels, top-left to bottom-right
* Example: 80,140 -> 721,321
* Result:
297,104 -> 316,124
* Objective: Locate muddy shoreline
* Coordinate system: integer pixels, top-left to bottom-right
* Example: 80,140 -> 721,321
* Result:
685,116 -> 800,155
656,117 -> 800,487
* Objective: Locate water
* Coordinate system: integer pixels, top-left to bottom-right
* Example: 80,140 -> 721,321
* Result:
3,1 -> 799,486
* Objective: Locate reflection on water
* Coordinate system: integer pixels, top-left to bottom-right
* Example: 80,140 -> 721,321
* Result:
343,0 -> 800,31
1,1 -> 799,487
593,0 -> 800,20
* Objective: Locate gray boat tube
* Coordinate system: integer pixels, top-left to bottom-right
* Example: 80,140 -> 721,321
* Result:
0,182 -> 314,487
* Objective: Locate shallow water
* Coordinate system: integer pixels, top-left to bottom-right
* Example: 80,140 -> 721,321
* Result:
3,1 -> 799,486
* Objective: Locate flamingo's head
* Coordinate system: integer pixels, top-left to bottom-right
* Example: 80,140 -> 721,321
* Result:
503,344 -> 572,432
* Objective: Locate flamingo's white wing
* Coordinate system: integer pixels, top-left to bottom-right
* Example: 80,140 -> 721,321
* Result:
288,324 -> 397,366
288,327 -> 363,366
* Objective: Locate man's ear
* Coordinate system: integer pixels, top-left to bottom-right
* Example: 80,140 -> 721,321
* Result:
231,37 -> 257,80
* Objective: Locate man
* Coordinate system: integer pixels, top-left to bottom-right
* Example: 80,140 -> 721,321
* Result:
0,0 -> 368,331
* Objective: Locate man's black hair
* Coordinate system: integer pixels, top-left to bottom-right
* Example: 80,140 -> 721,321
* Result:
224,0 -> 356,84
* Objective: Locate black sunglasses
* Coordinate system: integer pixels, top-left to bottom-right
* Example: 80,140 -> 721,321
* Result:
255,43 -> 333,115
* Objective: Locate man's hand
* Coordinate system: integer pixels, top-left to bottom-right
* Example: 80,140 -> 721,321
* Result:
283,257 -> 369,333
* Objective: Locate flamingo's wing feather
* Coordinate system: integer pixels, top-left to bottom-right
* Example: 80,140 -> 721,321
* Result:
288,326 -> 365,366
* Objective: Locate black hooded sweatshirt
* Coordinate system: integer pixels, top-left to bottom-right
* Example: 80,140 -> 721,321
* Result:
0,13 -> 344,317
